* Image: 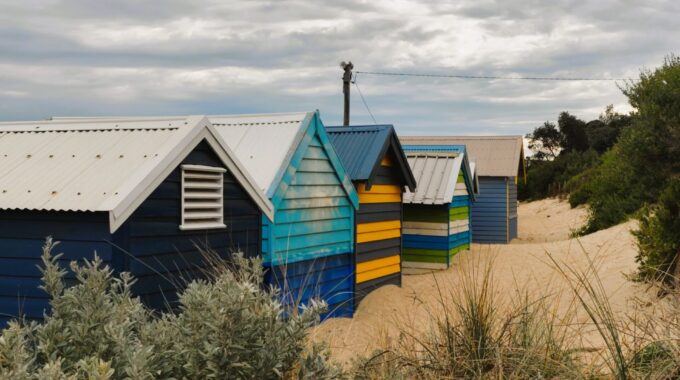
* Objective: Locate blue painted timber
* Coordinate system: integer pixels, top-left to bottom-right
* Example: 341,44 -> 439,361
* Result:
0,140 -> 263,327
470,176 -> 514,244
265,252 -> 354,319
262,114 -> 357,318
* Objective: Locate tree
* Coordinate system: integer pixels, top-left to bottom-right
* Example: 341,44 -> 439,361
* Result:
557,112 -> 589,153
526,121 -> 562,160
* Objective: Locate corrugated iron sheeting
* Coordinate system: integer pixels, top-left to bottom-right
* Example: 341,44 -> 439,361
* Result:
326,126 -> 391,181
403,153 -> 463,205
209,112 -> 310,194
0,120 -> 180,212
400,136 -> 523,177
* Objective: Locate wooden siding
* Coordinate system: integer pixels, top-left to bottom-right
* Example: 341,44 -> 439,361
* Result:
470,177 -> 510,244
508,178 -> 518,241
354,156 -> 403,304
117,140 -> 262,311
263,132 -> 355,317
0,140 -> 265,326
265,253 -> 353,318
0,211 -> 112,326
403,169 -> 472,273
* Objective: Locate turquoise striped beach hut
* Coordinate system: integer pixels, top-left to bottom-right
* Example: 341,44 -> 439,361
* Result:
400,146 -> 477,273
210,112 -> 359,317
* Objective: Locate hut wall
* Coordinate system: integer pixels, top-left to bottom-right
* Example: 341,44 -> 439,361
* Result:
0,140 -> 264,327
0,210 -> 111,326
117,140 -> 262,310
402,204 -> 450,273
470,176 -> 510,244
354,156 -> 403,304
508,178 -> 518,241
262,133 -> 355,317
450,172 -> 472,257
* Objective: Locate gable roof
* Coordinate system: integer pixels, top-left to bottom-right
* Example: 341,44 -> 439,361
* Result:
325,125 -> 416,192
207,112 -> 359,209
400,136 -> 525,179
0,116 -> 274,232
403,144 -> 478,200
403,153 -> 464,205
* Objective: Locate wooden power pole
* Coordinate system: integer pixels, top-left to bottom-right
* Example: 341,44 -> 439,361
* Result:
341,61 -> 353,126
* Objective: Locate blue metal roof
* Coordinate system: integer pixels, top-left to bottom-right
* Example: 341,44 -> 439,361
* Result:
326,125 -> 416,191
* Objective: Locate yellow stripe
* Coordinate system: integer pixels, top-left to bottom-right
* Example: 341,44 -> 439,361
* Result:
357,255 -> 401,283
357,228 -> 401,243
359,193 -> 402,204
356,220 -> 401,234
380,156 -> 392,166
356,184 -> 402,194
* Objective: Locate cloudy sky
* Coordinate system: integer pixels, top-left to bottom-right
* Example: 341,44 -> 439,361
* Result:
0,0 -> 677,135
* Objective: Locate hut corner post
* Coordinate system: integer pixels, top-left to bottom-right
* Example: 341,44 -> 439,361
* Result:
341,61 -> 353,126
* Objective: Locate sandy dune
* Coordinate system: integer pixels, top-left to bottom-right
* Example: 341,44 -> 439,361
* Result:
311,198 -> 650,364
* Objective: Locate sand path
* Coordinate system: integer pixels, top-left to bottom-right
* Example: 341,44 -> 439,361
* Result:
311,198 -> 653,364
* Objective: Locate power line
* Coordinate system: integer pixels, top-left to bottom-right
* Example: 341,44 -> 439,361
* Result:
355,71 -> 636,81
353,80 -> 377,124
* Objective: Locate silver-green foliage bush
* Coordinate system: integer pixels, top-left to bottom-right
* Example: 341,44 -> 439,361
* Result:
0,238 -> 343,379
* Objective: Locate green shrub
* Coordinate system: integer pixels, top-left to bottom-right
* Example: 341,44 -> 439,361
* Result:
0,238 -> 343,379
634,179 -> 680,283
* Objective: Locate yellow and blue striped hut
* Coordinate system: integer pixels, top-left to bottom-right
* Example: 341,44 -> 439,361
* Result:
326,125 -> 416,304
400,145 -> 477,273
209,112 -> 359,317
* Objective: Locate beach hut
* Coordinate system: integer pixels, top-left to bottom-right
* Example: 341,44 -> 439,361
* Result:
400,136 -> 526,243
208,112 -> 359,317
326,125 -> 416,303
0,116 -> 274,326
399,146 -> 477,273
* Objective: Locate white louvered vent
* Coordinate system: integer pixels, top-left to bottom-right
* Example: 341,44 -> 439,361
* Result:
180,165 -> 227,230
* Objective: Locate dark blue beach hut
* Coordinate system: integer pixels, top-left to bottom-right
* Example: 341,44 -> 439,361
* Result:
401,136 -> 526,243
209,112 -> 360,318
0,116 -> 274,326
326,125 -> 417,304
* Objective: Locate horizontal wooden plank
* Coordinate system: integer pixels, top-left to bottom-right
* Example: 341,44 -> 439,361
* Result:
297,158 -> 336,173
356,220 -> 401,234
402,261 -> 448,270
275,206 -> 353,224
357,228 -> 400,244
380,156 -> 392,166
273,218 -> 352,238
268,242 -> 352,266
290,172 -> 341,186
357,255 -> 400,274
359,193 -> 401,204
402,227 -> 448,237
403,254 -> 447,264
402,247 -> 448,257
356,263 -> 400,283
278,196 -> 349,211
357,184 -> 402,194
284,184 -> 348,199
356,238 -> 401,254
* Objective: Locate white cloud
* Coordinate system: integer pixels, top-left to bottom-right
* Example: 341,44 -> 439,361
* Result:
0,0 -> 676,134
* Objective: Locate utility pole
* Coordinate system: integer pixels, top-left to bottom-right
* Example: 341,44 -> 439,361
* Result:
341,61 -> 353,126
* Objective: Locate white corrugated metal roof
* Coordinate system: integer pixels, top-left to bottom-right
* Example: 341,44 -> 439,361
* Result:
403,152 -> 464,205
0,116 -> 274,231
208,112 -> 313,195
400,136 -> 524,177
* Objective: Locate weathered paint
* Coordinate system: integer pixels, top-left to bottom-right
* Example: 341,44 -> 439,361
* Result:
262,117 -> 356,318
0,140 -> 263,326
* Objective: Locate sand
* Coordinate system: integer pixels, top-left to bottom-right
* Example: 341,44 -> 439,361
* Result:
310,198 -> 653,364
